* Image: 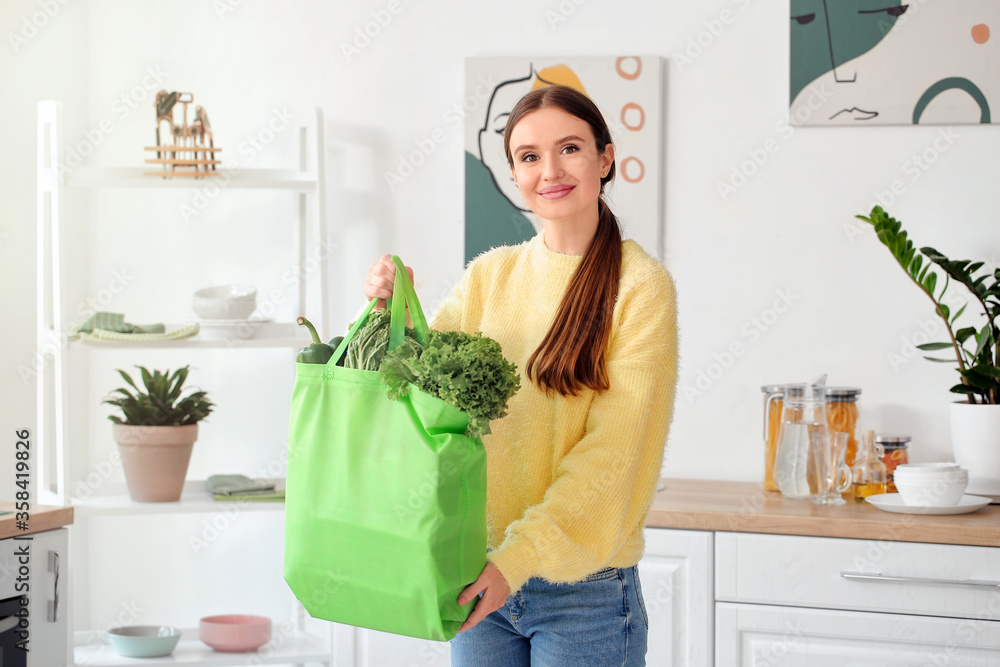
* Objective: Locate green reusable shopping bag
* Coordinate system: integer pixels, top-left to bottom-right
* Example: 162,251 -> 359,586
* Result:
284,256 -> 487,642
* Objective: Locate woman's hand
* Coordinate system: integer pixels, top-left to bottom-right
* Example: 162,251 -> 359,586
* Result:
456,561 -> 511,634
364,254 -> 414,310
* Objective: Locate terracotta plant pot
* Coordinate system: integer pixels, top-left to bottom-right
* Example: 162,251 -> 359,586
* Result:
114,423 -> 198,502
950,401 -> 1000,500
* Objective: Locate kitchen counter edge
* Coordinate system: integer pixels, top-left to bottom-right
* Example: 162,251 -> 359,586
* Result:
646,478 -> 999,547
0,502 -> 74,539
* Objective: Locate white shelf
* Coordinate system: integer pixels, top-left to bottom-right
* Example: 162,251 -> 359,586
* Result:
72,479 -> 285,517
75,632 -> 329,666
66,167 -> 318,191
65,322 -> 307,350
39,102 -> 331,663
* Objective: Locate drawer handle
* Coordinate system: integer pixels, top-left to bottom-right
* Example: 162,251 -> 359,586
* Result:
48,550 -> 60,623
841,571 -> 1000,589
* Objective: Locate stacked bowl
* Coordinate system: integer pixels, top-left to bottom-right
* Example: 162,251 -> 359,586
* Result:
192,284 -> 257,320
893,463 -> 968,507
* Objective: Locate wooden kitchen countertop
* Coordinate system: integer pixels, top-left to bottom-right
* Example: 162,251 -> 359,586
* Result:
647,479 -> 1000,547
0,502 -> 73,539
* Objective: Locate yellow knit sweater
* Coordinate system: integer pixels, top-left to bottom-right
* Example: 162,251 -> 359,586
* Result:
429,231 -> 679,595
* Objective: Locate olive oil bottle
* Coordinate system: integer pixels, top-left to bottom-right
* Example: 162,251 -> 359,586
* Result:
852,429 -> 887,501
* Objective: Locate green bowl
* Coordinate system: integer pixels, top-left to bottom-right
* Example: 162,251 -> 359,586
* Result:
107,626 -> 181,658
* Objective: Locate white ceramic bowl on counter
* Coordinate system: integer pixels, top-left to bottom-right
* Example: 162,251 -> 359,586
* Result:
192,284 -> 257,320
894,463 -> 968,507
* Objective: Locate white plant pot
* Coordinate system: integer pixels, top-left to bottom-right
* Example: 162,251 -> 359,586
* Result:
950,401 -> 1000,499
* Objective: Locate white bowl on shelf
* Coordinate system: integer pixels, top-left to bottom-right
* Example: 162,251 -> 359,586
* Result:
192,284 -> 257,320
894,465 -> 969,507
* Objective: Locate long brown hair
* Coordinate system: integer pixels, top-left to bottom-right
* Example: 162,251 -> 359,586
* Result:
503,84 -> 623,397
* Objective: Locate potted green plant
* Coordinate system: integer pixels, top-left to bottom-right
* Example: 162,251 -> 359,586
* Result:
858,206 -> 1000,497
103,365 -> 214,502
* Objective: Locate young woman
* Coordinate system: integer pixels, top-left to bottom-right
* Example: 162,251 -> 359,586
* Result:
364,84 -> 678,666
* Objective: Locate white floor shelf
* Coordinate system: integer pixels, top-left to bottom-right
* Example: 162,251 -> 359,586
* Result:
75,632 -> 330,666
39,101 -> 332,665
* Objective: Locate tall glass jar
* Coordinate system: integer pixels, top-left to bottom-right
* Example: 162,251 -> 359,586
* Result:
826,387 -> 861,467
775,384 -> 826,500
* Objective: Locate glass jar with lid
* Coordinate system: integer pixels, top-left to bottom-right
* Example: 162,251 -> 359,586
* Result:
875,434 -> 911,493
825,387 -> 861,467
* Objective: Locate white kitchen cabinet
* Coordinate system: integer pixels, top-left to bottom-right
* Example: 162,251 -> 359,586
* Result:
327,527 -> 713,666
0,528 -> 69,667
639,528 -> 714,666
36,101 -> 333,666
331,624 -> 452,667
715,532 -> 1000,666
716,602 -> 1000,666
26,528 -> 69,667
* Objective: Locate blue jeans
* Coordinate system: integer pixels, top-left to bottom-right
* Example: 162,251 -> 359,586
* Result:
450,564 -> 648,666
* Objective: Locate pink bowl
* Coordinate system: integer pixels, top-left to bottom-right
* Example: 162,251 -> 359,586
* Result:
199,615 -> 271,652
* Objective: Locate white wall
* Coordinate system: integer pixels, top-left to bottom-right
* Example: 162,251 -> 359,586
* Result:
4,0 -> 999,501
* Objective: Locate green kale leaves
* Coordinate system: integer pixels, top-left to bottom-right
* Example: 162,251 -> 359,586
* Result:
380,329 -> 520,438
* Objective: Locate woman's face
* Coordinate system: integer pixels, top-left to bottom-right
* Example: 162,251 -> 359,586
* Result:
507,107 -> 613,228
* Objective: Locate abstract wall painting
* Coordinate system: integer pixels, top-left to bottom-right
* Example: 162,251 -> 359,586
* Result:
465,57 -> 664,264
790,1 -> 998,126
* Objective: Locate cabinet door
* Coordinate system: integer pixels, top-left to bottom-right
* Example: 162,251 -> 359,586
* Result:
639,528 -> 714,667
716,602 -> 1000,667
716,532 -> 1000,621
334,624 -> 451,667
27,528 -> 69,667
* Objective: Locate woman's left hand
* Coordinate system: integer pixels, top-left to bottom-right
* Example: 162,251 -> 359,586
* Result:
456,561 -> 511,634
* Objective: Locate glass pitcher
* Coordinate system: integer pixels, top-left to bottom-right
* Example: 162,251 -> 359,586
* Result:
774,382 -> 828,500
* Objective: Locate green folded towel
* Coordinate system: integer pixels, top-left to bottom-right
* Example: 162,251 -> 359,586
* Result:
74,312 -> 165,334
212,490 -> 285,502
206,474 -> 276,496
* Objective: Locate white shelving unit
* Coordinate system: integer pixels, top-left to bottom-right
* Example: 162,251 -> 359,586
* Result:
36,101 -> 333,666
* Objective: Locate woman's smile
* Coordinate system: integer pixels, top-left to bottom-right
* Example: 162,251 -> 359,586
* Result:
538,184 -> 576,199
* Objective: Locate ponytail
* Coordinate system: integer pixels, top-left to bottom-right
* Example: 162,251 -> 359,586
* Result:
526,198 -> 622,396
503,84 -> 623,396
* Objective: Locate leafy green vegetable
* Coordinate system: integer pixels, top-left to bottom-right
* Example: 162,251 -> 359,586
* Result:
380,329 -> 520,438
343,308 -> 421,372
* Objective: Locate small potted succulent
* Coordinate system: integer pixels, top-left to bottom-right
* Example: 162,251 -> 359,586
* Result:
103,365 -> 214,502
858,206 -> 1000,496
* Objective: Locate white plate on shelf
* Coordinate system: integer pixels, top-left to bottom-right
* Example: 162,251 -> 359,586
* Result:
193,317 -> 273,339
866,493 -> 992,515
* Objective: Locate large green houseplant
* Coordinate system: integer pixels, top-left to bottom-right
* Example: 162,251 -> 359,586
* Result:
858,206 -> 1000,496
103,366 -> 214,502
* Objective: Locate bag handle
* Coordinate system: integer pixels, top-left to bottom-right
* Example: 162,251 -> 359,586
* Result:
328,298 -> 377,366
327,256 -> 428,366
388,255 -> 429,348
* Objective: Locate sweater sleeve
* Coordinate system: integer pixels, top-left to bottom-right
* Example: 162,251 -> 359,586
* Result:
487,269 -> 679,594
